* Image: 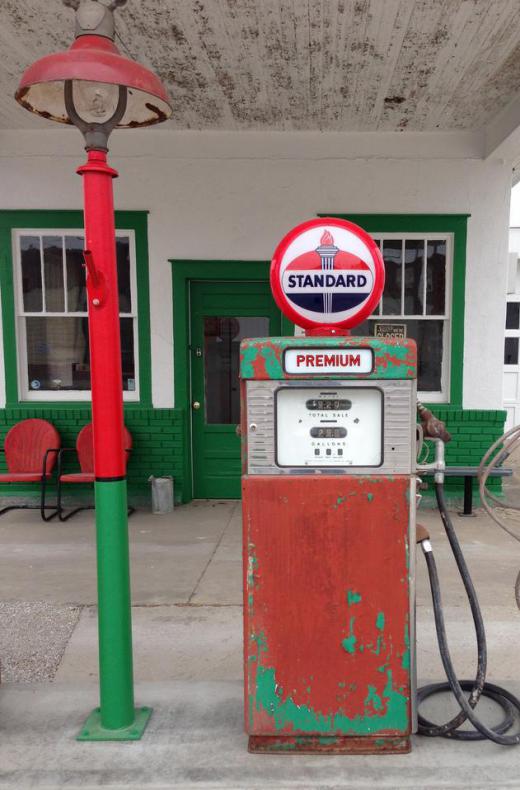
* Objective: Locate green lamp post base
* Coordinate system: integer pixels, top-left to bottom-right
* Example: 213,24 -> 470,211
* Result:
77,706 -> 152,741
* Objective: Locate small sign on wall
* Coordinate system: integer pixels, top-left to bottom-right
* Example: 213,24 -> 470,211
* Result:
374,323 -> 407,340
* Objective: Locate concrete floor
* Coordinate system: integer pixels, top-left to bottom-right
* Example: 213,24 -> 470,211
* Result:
0,498 -> 519,788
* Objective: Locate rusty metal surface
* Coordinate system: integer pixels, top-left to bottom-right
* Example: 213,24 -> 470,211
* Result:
248,734 -> 411,754
240,336 -> 417,381
243,475 -> 412,746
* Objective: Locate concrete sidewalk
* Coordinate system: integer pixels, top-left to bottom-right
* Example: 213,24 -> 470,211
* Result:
0,499 -> 519,788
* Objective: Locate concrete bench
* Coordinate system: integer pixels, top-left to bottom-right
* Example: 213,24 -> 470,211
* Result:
421,466 -> 513,516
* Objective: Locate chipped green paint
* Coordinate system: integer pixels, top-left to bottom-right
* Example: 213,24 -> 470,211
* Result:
240,336 -> 417,380
336,496 -> 346,507
401,624 -> 410,671
365,686 -> 383,712
347,590 -> 362,606
342,635 -> 356,654
367,493 -> 374,502
376,612 -> 385,631
342,616 -> 357,654
254,664 -> 408,735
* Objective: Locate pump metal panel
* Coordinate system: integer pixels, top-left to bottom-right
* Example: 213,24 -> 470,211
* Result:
243,474 -> 412,751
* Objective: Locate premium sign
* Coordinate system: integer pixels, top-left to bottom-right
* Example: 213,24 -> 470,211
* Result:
284,347 -> 373,374
270,218 -> 385,332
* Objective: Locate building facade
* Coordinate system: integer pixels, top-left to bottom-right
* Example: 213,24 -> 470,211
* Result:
0,128 -> 514,501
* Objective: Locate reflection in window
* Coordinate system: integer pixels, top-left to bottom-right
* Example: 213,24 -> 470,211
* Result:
357,235 -> 448,395
204,316 -> 269,423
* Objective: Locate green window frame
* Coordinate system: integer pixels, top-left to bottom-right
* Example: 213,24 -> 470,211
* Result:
319,214 -> 468,405
0,210 -> 152,408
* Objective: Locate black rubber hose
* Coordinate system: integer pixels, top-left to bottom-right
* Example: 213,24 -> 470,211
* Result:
417,483 -> 487,736
417,483 -> 520,745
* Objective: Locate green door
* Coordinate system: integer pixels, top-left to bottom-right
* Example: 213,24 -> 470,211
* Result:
190,281 -> 282,498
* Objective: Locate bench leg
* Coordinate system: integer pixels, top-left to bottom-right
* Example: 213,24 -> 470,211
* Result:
459,476 -> 474,517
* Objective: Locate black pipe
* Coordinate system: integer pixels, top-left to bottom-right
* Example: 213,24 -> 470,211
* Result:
417,482 -> 520,745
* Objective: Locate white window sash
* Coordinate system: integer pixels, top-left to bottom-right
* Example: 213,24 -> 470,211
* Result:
13,228 -> 139,402
370,232 -> 453,403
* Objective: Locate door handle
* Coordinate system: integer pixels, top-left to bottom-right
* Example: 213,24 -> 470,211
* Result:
192,401 -> 201,410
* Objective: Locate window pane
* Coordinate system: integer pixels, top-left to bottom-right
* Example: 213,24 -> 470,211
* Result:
116,236 -> 132,312
20,236 -> 43,312
381,240 -> 402,315
426,241 -> 446,315
25,316 -> 135,392
506,302 -> 520,329
43,236 -> 64,312
505,337 -> 519,365
204,316 -> 269,423
120,317 -> 135,391
351,318 -> 444,391
66,236 -> 87,312
404,240 -> 424,315
26,316 -> 90,391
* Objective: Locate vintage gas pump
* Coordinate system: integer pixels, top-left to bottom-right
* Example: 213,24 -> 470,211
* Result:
241,218 -> 417,754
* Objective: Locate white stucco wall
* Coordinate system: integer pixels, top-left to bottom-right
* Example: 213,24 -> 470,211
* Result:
0,128 -> 513,410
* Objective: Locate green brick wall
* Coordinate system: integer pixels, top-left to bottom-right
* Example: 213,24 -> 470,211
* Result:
421,406 -> 507,497
0,405 -> 506,507
0,406 -> 187,505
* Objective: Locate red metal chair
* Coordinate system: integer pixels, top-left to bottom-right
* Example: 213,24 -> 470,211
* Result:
0,419 -> 61,521
57,423 -> 134,521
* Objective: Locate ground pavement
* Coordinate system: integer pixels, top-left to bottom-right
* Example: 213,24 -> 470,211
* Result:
0,497 -> 519,788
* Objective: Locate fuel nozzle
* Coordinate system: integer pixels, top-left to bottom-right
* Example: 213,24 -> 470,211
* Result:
417,401 -> 452,443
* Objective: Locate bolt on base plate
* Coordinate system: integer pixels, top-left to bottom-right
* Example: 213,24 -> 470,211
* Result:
77,706 -> 152,741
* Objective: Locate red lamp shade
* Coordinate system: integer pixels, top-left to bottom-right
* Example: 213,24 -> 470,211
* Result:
15,35 -> 172,128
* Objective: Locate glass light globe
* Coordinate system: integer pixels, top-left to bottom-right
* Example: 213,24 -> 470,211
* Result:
71,80 -> 121,124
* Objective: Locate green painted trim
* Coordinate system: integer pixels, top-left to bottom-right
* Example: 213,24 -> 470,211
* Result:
93,478 -> 136,731
319,214 -> 468,405
170,260 -> 292,501
0,210 -> 152,406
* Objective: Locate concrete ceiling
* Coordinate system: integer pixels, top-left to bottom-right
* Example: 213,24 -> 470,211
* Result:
1,0 -> 520,134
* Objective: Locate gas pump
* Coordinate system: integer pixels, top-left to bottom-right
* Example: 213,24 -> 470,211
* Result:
241,218 -> 416,753
240,217 -> 520,754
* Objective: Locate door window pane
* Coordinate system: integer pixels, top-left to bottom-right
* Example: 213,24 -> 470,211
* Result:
506,302 -> 520,329
204,316 -> 269,423
20,236 -> 42,312
426,241 -> 446,315
404,240 -> 424,315
381,240 -> 402,315
43,236 -> 64,312
505,337 -> 519,365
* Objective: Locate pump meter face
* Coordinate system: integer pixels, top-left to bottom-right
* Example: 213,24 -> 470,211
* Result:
276,387 -> 383,467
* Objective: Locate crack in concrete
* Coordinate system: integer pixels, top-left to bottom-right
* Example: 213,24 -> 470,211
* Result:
187,501 -> 239,605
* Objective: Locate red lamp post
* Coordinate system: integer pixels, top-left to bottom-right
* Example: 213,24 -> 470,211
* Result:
15,0 -> 172,741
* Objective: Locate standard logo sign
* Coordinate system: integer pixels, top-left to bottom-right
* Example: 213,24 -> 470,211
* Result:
284,348 -> 373,374
270,218 -> 385,331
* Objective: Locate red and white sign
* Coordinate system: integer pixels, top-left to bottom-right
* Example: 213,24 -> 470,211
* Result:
270,218 -> 385,332
284,348 -> 373,374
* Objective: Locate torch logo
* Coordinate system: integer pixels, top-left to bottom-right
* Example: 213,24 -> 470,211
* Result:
280,229 -> 374,320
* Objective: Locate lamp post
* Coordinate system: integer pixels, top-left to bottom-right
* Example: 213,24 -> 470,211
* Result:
15,0 -> 172,741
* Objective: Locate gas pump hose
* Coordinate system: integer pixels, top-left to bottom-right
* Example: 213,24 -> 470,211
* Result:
416,482 -> 520,745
